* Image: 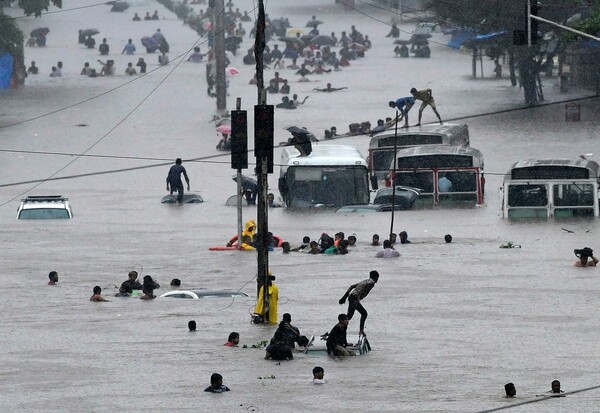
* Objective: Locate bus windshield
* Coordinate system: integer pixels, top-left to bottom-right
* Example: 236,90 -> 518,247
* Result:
287,166 -> 369,207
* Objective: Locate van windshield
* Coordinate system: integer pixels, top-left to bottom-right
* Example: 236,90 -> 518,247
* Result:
19,209 -> 71,219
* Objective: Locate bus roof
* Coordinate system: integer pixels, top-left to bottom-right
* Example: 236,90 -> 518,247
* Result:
391,145 -> 483,169
506,158 -> 600,181
369,123 -> 469,149
280,144 -> 368,167
509,158 -> 599,173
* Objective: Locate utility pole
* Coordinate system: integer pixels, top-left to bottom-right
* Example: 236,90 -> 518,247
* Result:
254,0 -> 273,324
214,0 -> 227,112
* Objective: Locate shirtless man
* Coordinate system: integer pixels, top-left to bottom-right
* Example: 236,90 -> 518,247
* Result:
574,247 -> 598,267
313,83 -> 347,92
90,286 -> 110,302
338,270 -> 379,335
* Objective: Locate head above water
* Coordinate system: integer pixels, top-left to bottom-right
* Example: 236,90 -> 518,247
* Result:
504,383 -> 516,397
445,234 -> 453,243
170,278 -> 181,287
188,320 -> 196,331
210,373 -> 223,385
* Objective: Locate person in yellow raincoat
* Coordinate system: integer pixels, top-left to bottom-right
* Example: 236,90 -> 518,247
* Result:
227,219 -> 257,248
254,275 -> 278,324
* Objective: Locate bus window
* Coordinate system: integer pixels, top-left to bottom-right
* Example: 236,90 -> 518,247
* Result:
508,184 -> 548,207
553,183 -> 595,207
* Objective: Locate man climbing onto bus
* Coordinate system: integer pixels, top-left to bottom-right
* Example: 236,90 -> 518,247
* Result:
388,96 -> 414,128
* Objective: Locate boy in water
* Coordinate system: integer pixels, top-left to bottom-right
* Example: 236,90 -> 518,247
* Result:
205,373 -> 230,393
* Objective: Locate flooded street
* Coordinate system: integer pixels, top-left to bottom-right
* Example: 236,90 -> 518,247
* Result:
2,0 -> 600,411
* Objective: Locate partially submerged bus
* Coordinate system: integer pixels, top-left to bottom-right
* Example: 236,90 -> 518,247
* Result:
369,123 -> 470,181
278,144 -> 370,208
502,159 -> 600,219
389,145 -> 484,206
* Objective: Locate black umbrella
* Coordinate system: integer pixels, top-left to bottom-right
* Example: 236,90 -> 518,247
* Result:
30,27 -> 49,38
279,37 -> 304,47
305,19 -> 324,27
310,35 -> 335,46
81,29 -> 100,37
232,175 -> 258,191
109,1 -> 129,12
286,126 -> 311,135
286,126 -> 318,142
394,39 -> 411,45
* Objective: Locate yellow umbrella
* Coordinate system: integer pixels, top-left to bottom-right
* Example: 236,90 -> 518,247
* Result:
286,27 -> 304,36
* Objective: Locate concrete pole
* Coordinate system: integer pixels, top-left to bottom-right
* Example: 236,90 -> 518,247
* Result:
255,0 -> 270,323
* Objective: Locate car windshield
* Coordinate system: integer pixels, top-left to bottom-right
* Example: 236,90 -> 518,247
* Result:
19,209 -> 70,219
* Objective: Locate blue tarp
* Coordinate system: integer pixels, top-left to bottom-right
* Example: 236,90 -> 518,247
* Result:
447,29 -> 477,49
0,53 -> 13,89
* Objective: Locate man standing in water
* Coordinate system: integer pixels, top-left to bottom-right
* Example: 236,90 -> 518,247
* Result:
338,270 -> 379,336
166,158 -> 190,203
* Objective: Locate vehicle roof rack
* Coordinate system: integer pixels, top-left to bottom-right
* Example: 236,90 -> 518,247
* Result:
22,195 -> 67,201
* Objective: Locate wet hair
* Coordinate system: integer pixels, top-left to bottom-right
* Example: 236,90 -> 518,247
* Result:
444,234 -> 453,243
281,242 -> 290,252
370,270 -> 380,280
410,87 -> 417,93
210,373 -> 223,384
383,239 -> 391,248
170,278 -> 181,286
283,313 -> 292,322
128,270 -> 138,279
49,271 -> 58,280
338,313 -> 348,321
388,101 -> 396,108
399,231 -> 409,242
228,331 -> 239,342
373,234 -> 379,239
505,382 -> 516,397
188,320 -> 196,331
348,235 -> 357,245
313,366 -> 324,374
176,158 -> 182,164
93,286 -> 101,294
302,236 -> 310,243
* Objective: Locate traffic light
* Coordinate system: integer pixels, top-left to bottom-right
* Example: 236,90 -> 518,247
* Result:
254,105 -> 274,174
231,110 -> 248,170
514,1 -> 538,45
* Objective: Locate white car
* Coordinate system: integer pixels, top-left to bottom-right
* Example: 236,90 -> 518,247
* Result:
160,289 -> 249,299
17,195 -> 73,220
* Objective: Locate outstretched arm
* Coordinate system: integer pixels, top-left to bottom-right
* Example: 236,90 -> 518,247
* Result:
301,96 -> 309,104
339,283 -> 358,304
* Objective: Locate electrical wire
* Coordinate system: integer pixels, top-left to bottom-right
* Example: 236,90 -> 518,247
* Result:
0,93 -> 597,191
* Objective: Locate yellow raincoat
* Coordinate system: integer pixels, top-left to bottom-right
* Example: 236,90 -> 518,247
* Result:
254,282 -> 278,324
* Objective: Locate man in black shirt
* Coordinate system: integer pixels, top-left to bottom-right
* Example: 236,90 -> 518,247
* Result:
326,314 -> 355,357
166,158 -> 190,203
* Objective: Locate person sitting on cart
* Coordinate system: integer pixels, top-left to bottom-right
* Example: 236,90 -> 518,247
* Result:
326,314 -> 355,357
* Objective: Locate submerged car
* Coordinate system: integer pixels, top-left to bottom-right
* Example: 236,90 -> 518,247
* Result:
17,195 -> 73,219
159,289 -> 249,299
335,186 -> 420,213
372,186 -> 420,208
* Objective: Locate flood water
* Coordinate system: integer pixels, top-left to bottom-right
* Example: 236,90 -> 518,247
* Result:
2,0 -> 600,412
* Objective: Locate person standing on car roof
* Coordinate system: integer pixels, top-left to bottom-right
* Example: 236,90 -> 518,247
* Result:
166,158 -> 190,204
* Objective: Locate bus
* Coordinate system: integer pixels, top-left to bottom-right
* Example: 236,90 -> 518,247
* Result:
368,123 -> 470,181
502,159 -> 600,219
389,145 -> 484,206
278,144 -> 370,208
